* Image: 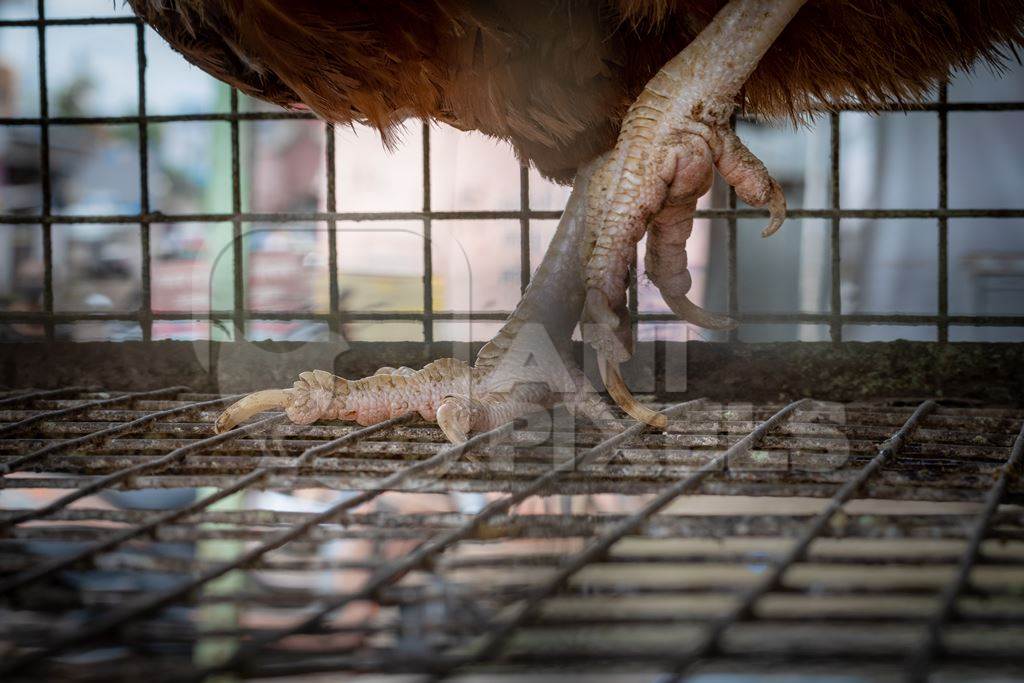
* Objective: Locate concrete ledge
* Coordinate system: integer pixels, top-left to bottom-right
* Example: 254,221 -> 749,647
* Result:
0,340 -> 1020,404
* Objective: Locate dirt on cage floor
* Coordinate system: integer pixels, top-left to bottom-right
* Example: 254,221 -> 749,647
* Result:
0,388 -> 1021,681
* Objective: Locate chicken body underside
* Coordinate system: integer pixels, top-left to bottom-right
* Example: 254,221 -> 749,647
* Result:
132,0 -> 1024,182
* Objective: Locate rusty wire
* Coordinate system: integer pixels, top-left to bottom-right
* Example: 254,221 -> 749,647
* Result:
1,388 -> 1021,681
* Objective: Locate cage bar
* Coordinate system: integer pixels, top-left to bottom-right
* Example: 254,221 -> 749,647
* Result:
0,392 -> 1021,679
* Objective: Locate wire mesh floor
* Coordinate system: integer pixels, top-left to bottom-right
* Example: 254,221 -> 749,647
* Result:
0,388 -> 1022,681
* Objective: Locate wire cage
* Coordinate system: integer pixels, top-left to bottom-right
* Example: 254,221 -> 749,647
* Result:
1,3 -> 1023,682
1,8 -> 1024,344
0,392 -> 1022,681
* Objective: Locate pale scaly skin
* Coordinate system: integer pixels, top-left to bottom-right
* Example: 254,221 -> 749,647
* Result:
217,0 -> 807,442
582,0 -> 806,425
216,156 -> 616,444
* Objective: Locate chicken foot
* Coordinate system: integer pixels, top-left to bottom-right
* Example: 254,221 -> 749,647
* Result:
582,0 -> 804,425
215,154 -> 617,443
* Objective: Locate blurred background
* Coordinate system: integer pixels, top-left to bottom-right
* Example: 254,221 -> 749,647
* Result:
1,0 -> 1022,347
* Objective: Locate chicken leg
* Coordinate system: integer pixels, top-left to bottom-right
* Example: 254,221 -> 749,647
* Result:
582,0 -> 804,425
215,154 -> 618,443
216,0 -> 806,441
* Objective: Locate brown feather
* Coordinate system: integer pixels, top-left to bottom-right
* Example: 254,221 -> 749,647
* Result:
128,0 -> 1024,181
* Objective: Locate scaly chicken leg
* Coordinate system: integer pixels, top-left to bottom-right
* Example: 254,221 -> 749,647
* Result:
215,154 -> 618,443
216,0 -> 806,441
582,0 -> 804,425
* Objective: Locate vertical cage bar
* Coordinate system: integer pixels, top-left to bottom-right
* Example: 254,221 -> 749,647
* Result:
937,82 -> 949,344
325,123 -> 340,335
422,121 -> 434,344
829,112 -> 842,343
36,0 -> 53,340
726,187 -> 738,342
726,113 -> 738,342
229,88 -> 244,339
519,161 -> 531,293
135,21 -> 152,341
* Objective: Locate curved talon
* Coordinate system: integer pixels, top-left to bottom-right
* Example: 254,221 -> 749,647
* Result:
215,389 -> 290,434
672,296 -> 738,331
598,355 -> 667,429
761,178 -> 787,238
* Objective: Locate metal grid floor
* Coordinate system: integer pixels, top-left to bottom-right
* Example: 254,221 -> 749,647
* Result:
0,388 -> 1022,681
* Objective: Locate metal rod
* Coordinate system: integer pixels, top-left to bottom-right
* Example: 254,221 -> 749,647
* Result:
429,399 -> 805,679
656,399 -> 938,682
726,113 -> 739,342
0,413 -> 282,531
3,207 -> 1023,226
0,394 -> 241,474
0,468 -> 267,597
0,414 -> 518,676
3,309 -> 1021,326
294,413 -> 415,468
230,88 -> 245,339
0,385 -> 189,438
136,21 -> 152,341
199,400 -> 708,680
326,122 -> 341,335
829,112 -> 842,343
936,83 -> 949,344
36,0 -> 53,340
0,510 -> 990,544
422,121 -> 434,344
0,386 -> 88,408
905,418 -> 1024,682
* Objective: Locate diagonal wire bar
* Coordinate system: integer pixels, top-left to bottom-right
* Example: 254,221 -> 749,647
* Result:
905,418 -> 1024,683
195,399 -> 710,680
0,394 -> 242,475
655,399 -> 938,683
0,413 -> 283,531
0,385 -> 189,438
294,413 -> 416,468
0,468 -> 267,597
0,410 -> 517,676
0,413 -> 419,604
426,399 -> 807,681
0,386 -> 88,408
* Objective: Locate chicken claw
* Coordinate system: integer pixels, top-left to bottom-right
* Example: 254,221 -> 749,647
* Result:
581,0 -> 803,421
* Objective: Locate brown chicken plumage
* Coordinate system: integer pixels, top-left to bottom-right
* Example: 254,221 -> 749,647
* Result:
131,0 -> 1024,181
